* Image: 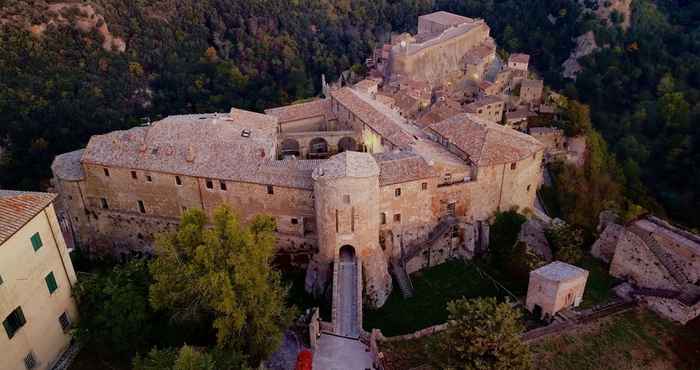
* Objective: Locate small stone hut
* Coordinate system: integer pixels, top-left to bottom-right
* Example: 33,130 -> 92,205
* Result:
526,261 -> 589,319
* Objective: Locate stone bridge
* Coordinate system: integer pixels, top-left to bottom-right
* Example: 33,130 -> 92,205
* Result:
331,245 -> 363,338
278,130 -> 358,159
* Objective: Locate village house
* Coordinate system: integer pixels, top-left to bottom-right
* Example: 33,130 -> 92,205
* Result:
0,191 -> 78,370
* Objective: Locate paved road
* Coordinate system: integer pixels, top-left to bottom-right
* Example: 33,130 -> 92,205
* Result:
337,259 -> 359,337
312,334 -> 373,370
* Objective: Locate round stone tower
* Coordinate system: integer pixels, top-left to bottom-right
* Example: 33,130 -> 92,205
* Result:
309,151 -> 392,308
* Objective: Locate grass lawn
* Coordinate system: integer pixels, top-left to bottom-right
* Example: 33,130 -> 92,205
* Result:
379,309 -> 700,370
363,260 -> 507,336
379,334 -> 442,370
532,309 -> 700,370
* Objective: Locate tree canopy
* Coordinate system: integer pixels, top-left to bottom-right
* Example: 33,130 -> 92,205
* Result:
149,206 -> 293,365
432,297 -> 532,370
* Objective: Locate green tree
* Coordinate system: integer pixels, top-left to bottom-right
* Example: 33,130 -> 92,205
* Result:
432,297 -> 532,370
508,241 -> 545,282
73,260 -> 154,356
133,345 -> 217,370
149,206 -> 293,365
489,210 -> 527,268
546,224 -> 584,264
561,100 -> 592,137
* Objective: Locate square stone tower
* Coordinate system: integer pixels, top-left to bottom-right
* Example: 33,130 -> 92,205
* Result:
526,261 -> 588,319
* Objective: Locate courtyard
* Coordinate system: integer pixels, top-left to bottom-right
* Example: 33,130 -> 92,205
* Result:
363,260 -> 508,336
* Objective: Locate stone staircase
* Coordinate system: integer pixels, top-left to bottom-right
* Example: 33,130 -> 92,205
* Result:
632,286 -> 700,307
392,217 -> 459,299
50,341 -> 80,370
629,224 -> 690,287
392,261 -> 414,298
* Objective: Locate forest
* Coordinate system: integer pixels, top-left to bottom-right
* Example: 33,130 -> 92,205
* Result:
0,0 -> 698,228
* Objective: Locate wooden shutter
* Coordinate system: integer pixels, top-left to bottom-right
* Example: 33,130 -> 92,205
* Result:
45,272 -> 58,294
31,233 -> 43,251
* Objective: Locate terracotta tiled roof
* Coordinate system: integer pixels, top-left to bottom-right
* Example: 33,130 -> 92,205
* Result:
393,92 -> 420,116
509,53 -> 530,64
354,79 -> 379,93
331,88 -> 415,148
375,94 -> 395,107
506,109 -> 536,122
425,113 -> 543,166
265,99 -> 332,123
374,151 -> 436,186
79,109 -> 318,189
464,96 -> 504,111
52,149 -> 85,181
0,190 -> 56,245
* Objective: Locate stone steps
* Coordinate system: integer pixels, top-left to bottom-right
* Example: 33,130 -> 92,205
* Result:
629,225 -> 690,287
50,341 -> 80,370
392,262 -> 414,298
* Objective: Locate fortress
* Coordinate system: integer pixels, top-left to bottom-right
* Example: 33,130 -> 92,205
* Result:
51,12 -> 545,311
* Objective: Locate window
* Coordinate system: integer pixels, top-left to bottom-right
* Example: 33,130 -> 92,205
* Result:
146,174 -> 152,182
30,233 -> 42,252
175,176 -> 182,186
100,198 -> 108,210
0,273 -> 3,286
291,218 -> 298,225
393,214 -> 401,223
421,182 -> 428,191
3,307 -> 26,339
103,168 -> 110,177
131,171 -> 137,180
45,272 -> 58,294
205,179 -> 213,189
447,202 -> 456,216
137,200 -> 146,214
380,213 -> 386,225
267,185 -> 274,195
220,181 -> 227,191
394,188 -> 401,197
527,184 -> 531,192
241,129 -> 251,138
24,352 -> 37,370
58,312 -> 71,332
343,195 -> 350,204
510,162 -> 517,170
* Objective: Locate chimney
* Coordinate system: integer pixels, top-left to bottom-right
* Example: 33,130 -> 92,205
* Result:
186,144 -> 195,162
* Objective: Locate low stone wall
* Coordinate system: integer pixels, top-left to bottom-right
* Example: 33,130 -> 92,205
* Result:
375,322 -> 448,343
641,296 -> 700,325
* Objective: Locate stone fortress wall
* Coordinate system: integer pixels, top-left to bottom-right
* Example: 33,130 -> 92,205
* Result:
389,12 -> 492,85
51,12 -> 545,309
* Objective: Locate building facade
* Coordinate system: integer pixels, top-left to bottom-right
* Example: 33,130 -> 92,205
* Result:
52,13 -> 547,309
0,191 -> 78,370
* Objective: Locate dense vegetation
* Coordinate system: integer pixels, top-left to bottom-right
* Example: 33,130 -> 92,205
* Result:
1,0 -> 699,228
72,206 -> 293,369
569,0 -> 700,228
